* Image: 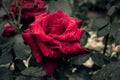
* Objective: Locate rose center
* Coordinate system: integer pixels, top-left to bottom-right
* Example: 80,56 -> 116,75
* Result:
46,19 -> 66,35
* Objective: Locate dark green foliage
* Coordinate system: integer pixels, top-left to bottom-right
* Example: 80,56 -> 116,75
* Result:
71,50 -> 109,67
67,66 -> 91,80
108,69 -> 120,80
92,18 -> 109,30
0,21 -> 7,43
71,54 -> 90,65
16,75 -> 46,80
0,38 -> 14,65
0,0 -> 120,80
107,5 -> 117,16
0,50 -> 13,65
13,35 -> 31,60
110,23 -> 120,45
92,62 -> 120,80
80,31 -> 90,46
21,67 -> 46,77
48,0 -> 72,15
0,67 -> 13,80
91,52 -> 109,67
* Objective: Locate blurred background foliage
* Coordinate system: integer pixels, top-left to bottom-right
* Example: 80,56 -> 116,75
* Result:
0,0 -> 120,80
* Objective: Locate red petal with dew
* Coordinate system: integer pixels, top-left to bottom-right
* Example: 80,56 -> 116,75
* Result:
60,42 -> 89,55
22,29 -> 42,63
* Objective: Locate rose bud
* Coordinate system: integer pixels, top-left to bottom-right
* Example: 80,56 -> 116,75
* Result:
2,24 -> 16,38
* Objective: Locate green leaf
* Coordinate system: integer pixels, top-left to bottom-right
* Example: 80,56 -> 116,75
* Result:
107,6 -> 116,16
0,8 -> 6,17
0,21 -> 5,36
48,0 -> 72,15
53,63 -> 72,80
16,76 -> 29,80
97,24 -> 111,37
110,23 -> 120,38
0,38 -> 14,64
0,67 -> 13,80
89,0 -> 96,4
16,75 -> 44,80
54,62 -> 91,80
54,71 -> 68,80
91,53 -> 108,67
80,31 -> 90,46
71,54 -> 90,65
108,68 -> 120,80
67,66 -> 91,80
91,18 -> 109,30
13,34 -> 31,60
92,62 -> 120,80
0,51 -> 13,65
0,21 -> 8,43
68,74 -> 85,80
68,73 -> 90,80
21,67 -> 46,77
110,23 -> 120,44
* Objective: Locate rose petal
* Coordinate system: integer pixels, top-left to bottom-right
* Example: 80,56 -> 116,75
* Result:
51,39 -> 69,47
69,18 -> 83,28
48,10 -> 69,27
22,29 -> 42,63
22,3 -> 33,10
48,19 -> 66,35
36,42 -> 63,58
40,10 -> 69,34
48,20 -> 78,40
23,12 -> 45,18
35,12 -> 48,23
35,0 -> 46,11
11,0 -> 46,19
29,23 -> 52,42
67,29 -> 84,41
41,60 -> 60,77
60,42 -> 89,54
76,20 -> 83,27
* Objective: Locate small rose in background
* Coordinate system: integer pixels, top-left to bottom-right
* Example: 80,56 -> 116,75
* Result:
11,0 -> 46,25
2,24 -> 16,38
22,10 -> 89,76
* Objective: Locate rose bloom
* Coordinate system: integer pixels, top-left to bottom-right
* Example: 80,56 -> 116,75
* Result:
11,0 -> 46,25
2,24 -> 16,38
22,10 -> 89,76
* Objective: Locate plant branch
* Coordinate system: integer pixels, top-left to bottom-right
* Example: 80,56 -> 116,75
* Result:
17,0 -> 23,29
2,1 -> 19,31
103,34 -> 109,55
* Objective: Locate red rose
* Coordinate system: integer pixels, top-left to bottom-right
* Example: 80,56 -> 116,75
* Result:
2,24 -> 16,38
11,0 -> 46,25
22,10 -> 89,76
11,0 -> 46,18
